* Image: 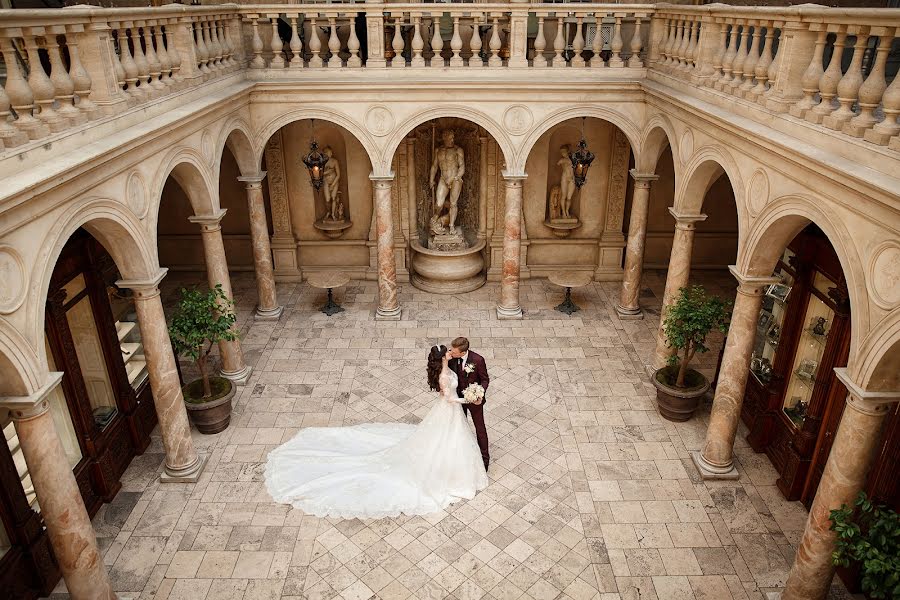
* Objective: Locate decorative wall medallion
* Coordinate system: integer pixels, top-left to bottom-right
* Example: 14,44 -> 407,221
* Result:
0,246 -> 27,314
747,169 -> 769,217
679,129 -> 694,162
126,171 -> 148,219
503,105 -> 533,136
365,106 -> 394,137
201,130 -> 214,164
869,242 -> 900,308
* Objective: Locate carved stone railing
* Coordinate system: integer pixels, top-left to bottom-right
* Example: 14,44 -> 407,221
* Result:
1,3 -> 899,153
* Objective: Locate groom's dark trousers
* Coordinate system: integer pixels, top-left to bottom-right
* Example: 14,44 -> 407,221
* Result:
452,352 -> 490,470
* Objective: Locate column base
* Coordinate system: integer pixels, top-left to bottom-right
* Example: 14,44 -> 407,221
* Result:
496,305 -> 523,320
255,305 -> 284,321
160,454 -> 208,484
375,306 -> 402,321
615,304 -> 644,320
220,365 -> 253,385
691,451 -> 740,480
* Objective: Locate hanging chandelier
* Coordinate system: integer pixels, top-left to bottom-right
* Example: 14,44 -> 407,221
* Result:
302,119 -> 329,190
569,117 -> 595,188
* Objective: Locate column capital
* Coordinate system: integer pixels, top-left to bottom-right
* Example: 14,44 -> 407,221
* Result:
116,268 -> 168,296
668,207 -> 707,226
835,368 -> 900,413
188,208 -> 228,229
369,172 -> 395,182
237,171 -> 267,186
728,265 -> 782,294
501,171 -> 527,183
0,372 -> 63,421
629,169 -> 659,183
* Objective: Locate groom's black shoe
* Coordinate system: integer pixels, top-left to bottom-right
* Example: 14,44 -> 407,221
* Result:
483,461 -> 489,472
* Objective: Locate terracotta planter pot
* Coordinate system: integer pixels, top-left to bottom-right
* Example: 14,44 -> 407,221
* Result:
182,376 -> 235,434
652,366 -> 710,422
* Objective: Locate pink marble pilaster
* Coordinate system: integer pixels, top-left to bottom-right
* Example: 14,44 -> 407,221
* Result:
238,173 -> 283,321
616,170 -> 659,319
118,271 -> 206,483
1,374 -> 117,600
497,175 -> 526,319
652,209 -> 707,369
692,267 -> 779,479
371,174 -> 401,320
782,374 -> 899,600
189,210 -> 251,384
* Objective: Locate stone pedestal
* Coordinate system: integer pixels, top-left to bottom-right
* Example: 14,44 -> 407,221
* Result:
118,271 -> 207,483
189,210 -> 252,384
781,373 -> 899,600
0,373 -> 116,600
238,173 -> 283,321
693,267 -> 779,479
497,174 -> 526,320
371,175 -> 401,320
653,209 -> 707,368
616,171 -> 658,319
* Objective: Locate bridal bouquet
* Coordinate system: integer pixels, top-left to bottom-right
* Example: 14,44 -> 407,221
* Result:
462,383 -> 485,404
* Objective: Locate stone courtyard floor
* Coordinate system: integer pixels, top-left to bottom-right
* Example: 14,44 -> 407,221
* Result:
49,270 -> 858,600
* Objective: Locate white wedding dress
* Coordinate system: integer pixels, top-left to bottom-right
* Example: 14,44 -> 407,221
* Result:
264,367 -> 488,519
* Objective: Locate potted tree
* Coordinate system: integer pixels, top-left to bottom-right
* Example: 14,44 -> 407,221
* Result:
653,285 -> 731,421
168,284 -> 238,434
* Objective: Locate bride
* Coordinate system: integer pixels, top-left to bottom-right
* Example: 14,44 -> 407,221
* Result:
264,345 -> 489,519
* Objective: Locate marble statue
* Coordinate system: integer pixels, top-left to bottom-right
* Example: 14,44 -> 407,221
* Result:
429,130 -> 465,234
555,145 -> 576,220
323,147 -> 343,222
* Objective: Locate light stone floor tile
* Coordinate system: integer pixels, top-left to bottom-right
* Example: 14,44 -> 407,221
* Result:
41,272 -> 861,600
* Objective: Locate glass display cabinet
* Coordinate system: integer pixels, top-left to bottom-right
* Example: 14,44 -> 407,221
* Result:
738,225 -> 851,502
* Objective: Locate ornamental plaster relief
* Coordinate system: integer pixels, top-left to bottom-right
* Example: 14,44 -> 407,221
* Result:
0,246 -> 26,314
747,169 -> 769,218
867,242 -> 900,310
126,171 -> 149,220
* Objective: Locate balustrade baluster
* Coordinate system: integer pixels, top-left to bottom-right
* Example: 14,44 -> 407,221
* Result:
0,81 -> 28,147
1,36 -> 47,139
166,17 -> 188,87
327,17 -> 341,68
824,27 -> 867,130
808,27 -> 847,123
309,17 -> 323,68
488,15 -> 502,67
143,23 -> 164,91
739,23 -> 762,94
683,20 -> 697,71
571,16 -> 585,67
132,24 -> 153,92
431,15 -> 444,68
213,20 -> 225,69
23,31 -> 65,131
248,18 -> 264,69
270,17 -> 285,68
661,18 -> 675,68
449,16 -> 463,67
728,22 -> 750,92
591,13 -> 605,68
628,15 -> 643,68
551,16 -> 565,68
208,20 -> 222,70
468,14 -> 482,68
218,20 -> 233,68
749,22 -> 774,98
789,27 -> 827,117
609,15 -> 624,67
865,29 -> 900,144
852,28 -> 891,139
108,25 -> 128,95
347,16 -> 361,68
412,16 -> 425,67
117,26 -> 141,100
689,18 -> 702,71
671,19 -> 685,70
390,16 -> 404,68
154,24 -> 173,88
530,15 -> 545,68
706,20 -> 728,87
65,25 -> 99,119
195,21 -> 210,75
763,22 -> 783,98
289,16 -> 303,68
716,23 -> 739,90
45,29 -> 85,125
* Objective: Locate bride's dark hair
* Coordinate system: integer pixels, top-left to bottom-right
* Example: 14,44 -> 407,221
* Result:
427,345 -> 447,392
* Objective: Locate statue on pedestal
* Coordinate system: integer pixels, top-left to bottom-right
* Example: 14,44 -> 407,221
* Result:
545,144 -> 582,239
428,130 -> 468,250
322,147 -> 344,223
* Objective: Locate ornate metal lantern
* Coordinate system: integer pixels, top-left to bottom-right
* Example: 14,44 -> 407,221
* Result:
302,120 -> 329,190
569,119 -> 595,188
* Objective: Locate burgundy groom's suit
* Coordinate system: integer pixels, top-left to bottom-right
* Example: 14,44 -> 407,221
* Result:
450,351 -> 490,470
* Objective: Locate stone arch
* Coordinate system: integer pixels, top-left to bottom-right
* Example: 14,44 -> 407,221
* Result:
383,106 -> 515,177
856,313 -> 900,391
637,114 -> 679,175
0,320 -> 41,396
254,108 -> 379,176
152,148 -> 219,226
741,195 -> 867,371
28,198 -> 158,372
517,105 -> 642,174
217,118 -> 259,178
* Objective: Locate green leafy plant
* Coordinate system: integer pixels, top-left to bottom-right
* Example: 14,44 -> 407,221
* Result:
168,285 -> 238,399
830,491 -> 900,599
662,285 -> 732,388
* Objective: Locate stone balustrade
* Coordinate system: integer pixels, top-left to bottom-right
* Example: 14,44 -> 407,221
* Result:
1,3 -> 900,153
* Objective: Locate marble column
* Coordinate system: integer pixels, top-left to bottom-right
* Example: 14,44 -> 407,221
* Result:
371,174 -> 401,320
692,267 -> 780,479
616,170 -> 659,319
118,270 -> 206,483
237,172 -> 283,321
189,209 -> 252,384
652,208 -> 707,369
781,372 -> 899,600
497,174 -> 526,320
0,374 -> 116,600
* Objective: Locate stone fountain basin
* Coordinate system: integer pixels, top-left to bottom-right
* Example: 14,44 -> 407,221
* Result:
411,239 -> 486,293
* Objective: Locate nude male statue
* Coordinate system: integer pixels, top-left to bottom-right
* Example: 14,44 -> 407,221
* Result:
429,130 -> 465,232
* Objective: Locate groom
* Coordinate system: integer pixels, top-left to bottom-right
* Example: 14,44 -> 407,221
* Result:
449,337 -> 490,471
